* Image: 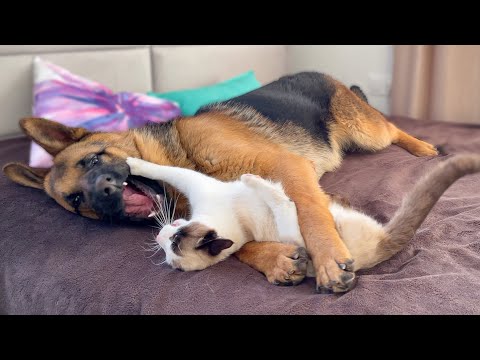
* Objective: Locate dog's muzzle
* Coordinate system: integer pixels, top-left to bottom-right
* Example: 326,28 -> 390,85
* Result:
85,163 -> 129,218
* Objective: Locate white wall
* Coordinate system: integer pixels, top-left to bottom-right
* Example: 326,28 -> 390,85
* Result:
287,45 -> 393,114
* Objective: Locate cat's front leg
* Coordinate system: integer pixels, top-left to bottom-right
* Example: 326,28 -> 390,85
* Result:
126,157 -> 162,179
126,157 -> 214,199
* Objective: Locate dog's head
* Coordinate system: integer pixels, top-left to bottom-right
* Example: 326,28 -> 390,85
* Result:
3,118 -> 169,222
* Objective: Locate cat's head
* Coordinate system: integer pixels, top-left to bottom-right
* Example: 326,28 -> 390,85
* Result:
157,219 -> 234,271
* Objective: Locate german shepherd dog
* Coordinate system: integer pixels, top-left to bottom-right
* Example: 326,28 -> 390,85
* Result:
3,72 -> 438,293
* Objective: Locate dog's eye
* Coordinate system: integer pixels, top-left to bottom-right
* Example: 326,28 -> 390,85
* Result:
90,155 -> 99,167
72,194 -> 82,208
79,152 -> 104,168
66,192 -> 83,209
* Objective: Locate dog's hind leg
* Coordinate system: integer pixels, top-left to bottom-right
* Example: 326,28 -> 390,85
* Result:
330,84 -> 439,157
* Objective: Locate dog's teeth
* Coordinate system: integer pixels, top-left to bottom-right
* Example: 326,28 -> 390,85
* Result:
148,212 -> 156,218
123,182 -> 128,186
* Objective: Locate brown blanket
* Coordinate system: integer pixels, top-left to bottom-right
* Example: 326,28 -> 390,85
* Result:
1,116 -> 479,314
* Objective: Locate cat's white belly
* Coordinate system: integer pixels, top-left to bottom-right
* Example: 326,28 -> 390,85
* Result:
329,203 -> 387,271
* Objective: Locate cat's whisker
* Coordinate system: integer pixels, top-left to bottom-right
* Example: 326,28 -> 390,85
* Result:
153,221 -> 164,229
140,242 -> 161,258
143,239 -> 158,247
145,245 -> 164,259
155,215 -> 165,228
141,245 -> 160,253
168,201 -> 173,223
168,197 -> 175,224
154,211 -> 165,227
141,237 -> 161,250
149,224 -> 163,234
163,187 -> 172,224
152,219 -> 164,230
144,238 -> 167,264
150,257 -> 167,266
157,202 -> 167,225
171,191 -> 180,222
154,192 -> 168,226
156,183 -> 170,226
161,204 -> 169,225
140,245 -> 152,252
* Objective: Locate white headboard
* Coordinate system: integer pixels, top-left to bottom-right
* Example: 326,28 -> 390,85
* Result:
0,45 -> 288,138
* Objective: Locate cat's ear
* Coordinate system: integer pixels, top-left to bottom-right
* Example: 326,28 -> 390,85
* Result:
196,230 -> 234,256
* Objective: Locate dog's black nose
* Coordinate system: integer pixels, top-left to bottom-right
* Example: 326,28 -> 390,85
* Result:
95,174 -> 121,196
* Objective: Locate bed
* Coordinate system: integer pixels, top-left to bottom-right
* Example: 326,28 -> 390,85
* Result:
1,46 -> 479,314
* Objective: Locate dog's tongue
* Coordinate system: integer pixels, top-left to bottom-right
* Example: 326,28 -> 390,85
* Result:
122,185 -> 156,217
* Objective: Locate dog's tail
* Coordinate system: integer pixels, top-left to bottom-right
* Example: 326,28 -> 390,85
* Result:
372,154 -> 480,266
350,85 -> 369,104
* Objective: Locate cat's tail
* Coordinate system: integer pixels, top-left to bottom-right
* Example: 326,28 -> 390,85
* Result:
374,154 -> 480,266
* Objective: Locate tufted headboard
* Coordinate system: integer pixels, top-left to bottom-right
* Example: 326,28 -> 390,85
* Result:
0,45 -> 288,138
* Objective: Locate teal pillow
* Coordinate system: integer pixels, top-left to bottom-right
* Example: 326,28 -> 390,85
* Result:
148,70 -> 261,116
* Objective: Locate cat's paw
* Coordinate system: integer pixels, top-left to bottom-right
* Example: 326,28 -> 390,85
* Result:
240,173 -> 262,185
126,157 -> 151,176
242,174 -> 291,204
241,173 -> 278,193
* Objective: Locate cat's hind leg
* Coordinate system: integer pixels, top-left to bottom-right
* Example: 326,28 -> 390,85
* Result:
241,174 -> 292,205
241,174 -> 304,246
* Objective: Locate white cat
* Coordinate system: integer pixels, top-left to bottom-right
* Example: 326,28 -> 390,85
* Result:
126,154 -> 480,286
127,158 -> 303,270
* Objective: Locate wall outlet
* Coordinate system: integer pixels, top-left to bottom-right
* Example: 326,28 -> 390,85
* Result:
368,72 -> 391,96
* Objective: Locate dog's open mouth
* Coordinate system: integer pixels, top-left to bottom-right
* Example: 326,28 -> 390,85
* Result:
122,175 -> 165,219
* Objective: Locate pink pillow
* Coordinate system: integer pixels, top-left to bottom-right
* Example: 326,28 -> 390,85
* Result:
30,57 -> 181,168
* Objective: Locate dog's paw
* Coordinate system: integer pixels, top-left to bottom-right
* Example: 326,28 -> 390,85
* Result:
266,247 -> 308,286
314,256 -> 357,294
405,139 -> 439,157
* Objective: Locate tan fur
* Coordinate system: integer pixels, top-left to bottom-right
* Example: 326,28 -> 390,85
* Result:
328,79 -> 438,156
204,103 -> 340,177
44,132 -> 140,219
234,241 -> 307,285
2,163 -> 49,190
20,117 -> 90,156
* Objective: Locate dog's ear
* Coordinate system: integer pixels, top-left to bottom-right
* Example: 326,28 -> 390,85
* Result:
3,162 -> 49,190
196,230 -> 234,256
20,118 -> 90,156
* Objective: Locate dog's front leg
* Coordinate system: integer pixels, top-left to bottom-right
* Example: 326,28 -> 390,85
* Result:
269,153 -> 356,293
